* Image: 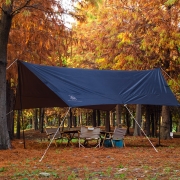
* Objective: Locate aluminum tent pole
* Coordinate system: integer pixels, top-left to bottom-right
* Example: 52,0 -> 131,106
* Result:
39,107 -> 71,162
124,104 -> 158,153
17,61 -> 26,149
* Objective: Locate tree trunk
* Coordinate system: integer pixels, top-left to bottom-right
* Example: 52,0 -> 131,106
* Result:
151,114 -> 154,137
105,111 -> 110,132
126,108 -> 130,135
92,110 -> 96,127
86,113 -> 88,126
78,110 -> 82,126
113,111 -> 116,127
0,5 -> 13,149
16,110 -> 21,139
160,106 -> 170,139
154,106 -> 160,137
39,108 -> 44,133
58,114 -> 61,126
73,116 -> 77,127
30,118 -> 32,128
170,112 -> 172,133
145,105 -> 150,136
97,110 -> 101,126
69,109 -> 72,128
134,104 -> 142,136
39,108 -> 42,131
116,104 -> 121,126
34,109 -> 38,130
6,80 -> 14,139
110,111 -> 113,127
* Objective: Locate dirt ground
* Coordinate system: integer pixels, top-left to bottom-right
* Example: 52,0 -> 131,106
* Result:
0,130 -> 180,180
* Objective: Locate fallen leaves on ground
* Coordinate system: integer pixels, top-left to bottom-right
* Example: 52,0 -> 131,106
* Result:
0,130 -> 180,180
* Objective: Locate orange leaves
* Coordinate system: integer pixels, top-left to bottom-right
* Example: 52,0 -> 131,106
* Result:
117,32 -> 132,46
6,0 -> 77,74
95,58 -> 110,69
45,39 -> 51,50
67,0 -> 180,88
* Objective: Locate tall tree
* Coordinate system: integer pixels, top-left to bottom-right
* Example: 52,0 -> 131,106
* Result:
0,1 -> 13,149
69,0 -> 180,139
0,0 -> 96,150
69,0 -> 180,83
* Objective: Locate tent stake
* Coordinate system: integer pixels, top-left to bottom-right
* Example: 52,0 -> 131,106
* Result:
124,104 -> 158,153
39,107 -> 71,162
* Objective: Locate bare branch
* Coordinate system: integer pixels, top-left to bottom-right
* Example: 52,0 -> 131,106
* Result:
11,0 -> 31,16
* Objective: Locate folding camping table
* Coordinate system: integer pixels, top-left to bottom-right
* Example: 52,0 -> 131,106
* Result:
62,130 -> 79,146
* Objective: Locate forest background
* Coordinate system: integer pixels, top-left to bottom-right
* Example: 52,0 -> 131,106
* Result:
0,0 -> 180,149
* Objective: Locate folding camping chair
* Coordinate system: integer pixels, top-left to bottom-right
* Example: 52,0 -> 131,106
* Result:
45,127 -> 67,147
112,127 -> 127,147
102,127 -> 127,147
78,127 -> 101,148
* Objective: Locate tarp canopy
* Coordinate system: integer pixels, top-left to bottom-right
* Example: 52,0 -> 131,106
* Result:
14,61 -> 179,110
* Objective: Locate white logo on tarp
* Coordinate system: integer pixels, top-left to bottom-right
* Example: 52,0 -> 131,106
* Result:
69,95 -> 77,101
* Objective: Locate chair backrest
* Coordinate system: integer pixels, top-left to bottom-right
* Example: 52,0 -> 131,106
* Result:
80,127 -> 100,139
45,127 -> 62,138
45,127 -> 58,134
112,127 -> 127,140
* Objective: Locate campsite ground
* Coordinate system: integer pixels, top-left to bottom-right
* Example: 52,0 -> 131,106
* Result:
0,130 -> 180,180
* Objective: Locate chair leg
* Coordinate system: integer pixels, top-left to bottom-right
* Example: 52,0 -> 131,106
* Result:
79,138 -> 85,148
98,139 -> 101,148
95,139 -> 101,148
102,138 -> 105,147
54,139 -> 58,147
111,139 -> 114,147
123,140 -> 125,147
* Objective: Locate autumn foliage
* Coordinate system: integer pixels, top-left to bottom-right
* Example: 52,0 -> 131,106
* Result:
6,0 -> 74,81
68,0 -> 180,98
